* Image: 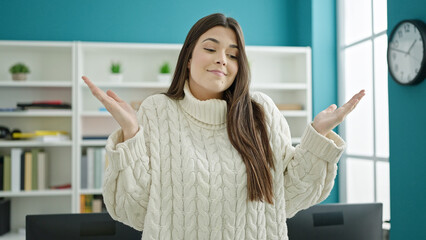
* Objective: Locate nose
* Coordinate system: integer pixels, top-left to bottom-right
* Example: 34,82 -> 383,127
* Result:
216,52 -> 227,66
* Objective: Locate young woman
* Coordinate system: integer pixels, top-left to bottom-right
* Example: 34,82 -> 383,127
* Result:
82,13 -> 365,240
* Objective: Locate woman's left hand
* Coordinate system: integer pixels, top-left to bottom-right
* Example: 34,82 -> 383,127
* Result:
312,90 -> 366,136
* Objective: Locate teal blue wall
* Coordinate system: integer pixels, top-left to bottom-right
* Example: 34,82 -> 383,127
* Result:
388,0 -> 426,238
0,0 -> 339,203
311,0 -> 338,203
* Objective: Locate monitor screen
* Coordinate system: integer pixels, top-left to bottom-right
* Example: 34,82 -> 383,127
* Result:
286,203 -> 383,240
26,212 -> 142,240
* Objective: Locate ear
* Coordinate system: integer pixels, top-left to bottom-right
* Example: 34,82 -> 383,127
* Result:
187,59 -> 191,69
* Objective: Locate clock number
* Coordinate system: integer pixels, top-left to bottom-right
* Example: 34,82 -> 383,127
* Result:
398,30 -> 403,38
394,64 -> 399,72
415,68 -> 419,74
392,40 -> 399,48
404,23 -> 410,33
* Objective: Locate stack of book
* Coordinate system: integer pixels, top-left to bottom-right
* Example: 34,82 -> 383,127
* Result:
0,148 -> 48,192
12,130 -> 70,142
17,100 -> 71,110
81,147 -> 107,190
80,194 -> 106,213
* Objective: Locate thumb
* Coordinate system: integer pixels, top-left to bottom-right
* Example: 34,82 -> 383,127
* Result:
106,90 -> 123,102
326,104 -> 337,112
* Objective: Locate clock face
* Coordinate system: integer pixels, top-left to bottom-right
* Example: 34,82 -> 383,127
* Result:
388,21 -> 425,84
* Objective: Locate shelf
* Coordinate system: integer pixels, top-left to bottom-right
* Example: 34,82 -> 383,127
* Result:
0,189 -> 72,197
0,140 -> 72,147
0,110 -> 72,117
0,232 -> 25,240
0,81 -> 72,87
79,189 -> 103,195
281,110 -> 308,117
251,83 -> 307,90
81,111 -> 110,117
81,140 -> 107,146
81,81 -> 170,88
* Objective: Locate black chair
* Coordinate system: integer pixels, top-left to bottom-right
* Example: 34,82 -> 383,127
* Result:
26,212 -> 142,240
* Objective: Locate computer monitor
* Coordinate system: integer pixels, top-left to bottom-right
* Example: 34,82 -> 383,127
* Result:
286,203 -> 383,240
26,212 -> 142,240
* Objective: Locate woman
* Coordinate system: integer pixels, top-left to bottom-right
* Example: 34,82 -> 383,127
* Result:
82,13 -> 365,240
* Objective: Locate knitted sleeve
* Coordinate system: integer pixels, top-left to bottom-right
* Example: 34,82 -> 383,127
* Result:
102,98 -> 154,231
252,92 -> 345,219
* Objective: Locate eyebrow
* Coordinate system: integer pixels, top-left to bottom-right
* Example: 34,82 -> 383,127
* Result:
202,38 -> 239,49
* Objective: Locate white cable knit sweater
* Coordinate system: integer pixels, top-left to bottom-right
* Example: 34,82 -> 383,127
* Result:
103,81 -> 345,240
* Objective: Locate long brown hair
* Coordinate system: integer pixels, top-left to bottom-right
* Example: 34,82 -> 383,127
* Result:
165,13 -> 275,204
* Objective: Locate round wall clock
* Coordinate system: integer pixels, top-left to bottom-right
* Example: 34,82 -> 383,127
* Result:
387,19 -> 426,85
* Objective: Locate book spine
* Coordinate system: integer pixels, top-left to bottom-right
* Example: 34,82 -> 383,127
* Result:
87,148 -> 94,189
31,149 -> 39,190
24,152 -> 32,191
11,148 -> 22,192
3,155 -> 11,191
0,156 -> 4,191
37,151 -> 47,190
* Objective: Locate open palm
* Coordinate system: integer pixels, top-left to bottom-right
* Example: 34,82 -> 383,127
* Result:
82,76 -> 139,141
312,90 -> 366,136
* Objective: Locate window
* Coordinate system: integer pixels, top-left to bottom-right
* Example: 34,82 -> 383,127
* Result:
337,0 -> 390,223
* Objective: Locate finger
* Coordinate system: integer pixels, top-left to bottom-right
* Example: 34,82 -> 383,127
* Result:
106,90 -> 124,103
81,76 -> 109,102
325,104 -> 337,112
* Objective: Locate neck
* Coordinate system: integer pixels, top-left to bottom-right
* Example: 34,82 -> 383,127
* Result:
188,80 -> 223,100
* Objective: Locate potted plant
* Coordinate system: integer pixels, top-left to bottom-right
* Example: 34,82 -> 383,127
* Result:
157,62 -> 171,82
9,63 -> 30,81
109,62 -> 123,82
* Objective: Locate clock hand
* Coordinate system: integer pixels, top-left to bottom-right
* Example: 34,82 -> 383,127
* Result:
390,47 -> 408,54
406,40 -> 417,56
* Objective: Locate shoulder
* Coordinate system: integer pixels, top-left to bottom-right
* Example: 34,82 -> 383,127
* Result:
250,91 -> 276,112
140,93 -> 175,111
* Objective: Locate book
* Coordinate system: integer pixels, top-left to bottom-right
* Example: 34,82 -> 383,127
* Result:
80,155 -> 88,189
276,103 -> 303,111
92,198 -> 103,213
24,152 -> 32,191
17,103 -> 71,110
80,195 -> 85,213
50,183 -> 71,189
0,156 -> 4,191
37,151 -> 48,190
94,148 -> 102,189
20,152 -> 25,190
31,149 -> 39,190
87,148 -> 95,189
3,155 -> 11,191
10,148 -> 22,192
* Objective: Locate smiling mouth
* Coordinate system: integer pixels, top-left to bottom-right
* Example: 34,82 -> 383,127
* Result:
208,70 -> 227,76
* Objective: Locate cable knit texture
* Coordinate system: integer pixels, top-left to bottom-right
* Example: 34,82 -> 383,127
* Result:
103,81 -> 345,240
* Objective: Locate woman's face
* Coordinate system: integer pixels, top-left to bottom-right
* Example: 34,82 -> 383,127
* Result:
187,26 -> 239,100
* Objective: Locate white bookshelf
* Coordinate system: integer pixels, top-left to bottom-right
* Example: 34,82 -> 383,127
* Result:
0,40 -> 311,238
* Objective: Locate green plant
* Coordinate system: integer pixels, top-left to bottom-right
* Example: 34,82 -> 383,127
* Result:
9,63 -> 30,74
110,62 -> 121,74
159,62 -> 170,74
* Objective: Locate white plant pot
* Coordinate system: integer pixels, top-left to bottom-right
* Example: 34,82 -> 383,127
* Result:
157,73 -> 171,83
109,74 -> 123,83
12,73 -> 28,81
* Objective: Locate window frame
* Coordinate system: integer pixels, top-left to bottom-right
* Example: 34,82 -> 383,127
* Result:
336,0 -> 390,221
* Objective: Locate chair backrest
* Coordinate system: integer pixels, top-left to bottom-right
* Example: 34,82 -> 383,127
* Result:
26,212 -> 142,240
286,203 -> 383,240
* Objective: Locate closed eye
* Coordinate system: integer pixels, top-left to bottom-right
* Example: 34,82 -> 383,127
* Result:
204,48 -> 215,52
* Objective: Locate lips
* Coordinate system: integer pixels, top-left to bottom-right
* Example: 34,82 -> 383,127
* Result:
208,70 -> 227,76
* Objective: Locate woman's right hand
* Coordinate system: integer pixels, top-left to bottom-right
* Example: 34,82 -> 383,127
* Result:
82,76 -> 139,141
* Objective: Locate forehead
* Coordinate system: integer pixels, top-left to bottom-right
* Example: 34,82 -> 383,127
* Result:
198,26 -> 238,46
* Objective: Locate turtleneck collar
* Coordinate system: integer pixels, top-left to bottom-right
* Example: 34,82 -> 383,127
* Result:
179,80 -> 227,127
